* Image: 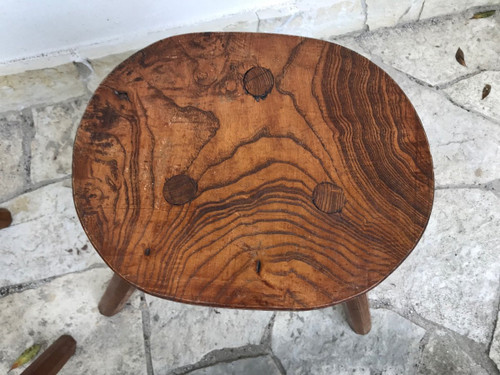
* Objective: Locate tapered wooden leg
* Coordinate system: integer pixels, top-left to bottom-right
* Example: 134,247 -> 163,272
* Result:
343,293 -> 372,335
21,335 -> 76,375
98,273 -> 136,317
0,208 -> 12,229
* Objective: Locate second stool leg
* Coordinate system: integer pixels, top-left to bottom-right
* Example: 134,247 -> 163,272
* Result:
98,273 -> 136,317
343,293 -> 372,335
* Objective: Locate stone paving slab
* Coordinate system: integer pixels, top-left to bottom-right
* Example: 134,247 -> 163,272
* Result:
0,63 -> 86,112
187,355 -> 281,375
272,306 -> 426,374
444,71 -> 500,123
0,181 -> 102,287
31,99 -> 88,183
0,268 -> 145,375
0,112 -> 29,202
147,295 -> 273,373
370,188 -> 500,345
419,329 -> 488,375
357,10 -> 500,86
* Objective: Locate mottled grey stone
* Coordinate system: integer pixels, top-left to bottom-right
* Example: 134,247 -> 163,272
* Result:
0,64 -> 86,112
418,330 -> 488,375
444,71 -> 500,123
31,99 -> 88,183
0,112 -> 29,201
188,356 -> 280,375
490,310 -> 500,370
370,189 -> 500,344
272,307 -> 425,374
147,295 -> 273,372
357,12 -> 500,86
0,268 -> 145,375
0,181 -> 102,287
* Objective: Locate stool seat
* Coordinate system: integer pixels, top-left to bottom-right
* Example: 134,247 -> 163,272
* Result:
72,32 -> 434,310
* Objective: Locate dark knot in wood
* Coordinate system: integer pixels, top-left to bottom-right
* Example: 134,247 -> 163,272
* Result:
163,174 -> 197,205
243,66 -> 274,101
312,182 -> 346,213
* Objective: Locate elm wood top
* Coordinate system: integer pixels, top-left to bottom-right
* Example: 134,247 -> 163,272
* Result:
72,32 -> 434,310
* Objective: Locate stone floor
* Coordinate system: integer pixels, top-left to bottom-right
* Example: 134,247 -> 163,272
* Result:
1,5 -> 500,375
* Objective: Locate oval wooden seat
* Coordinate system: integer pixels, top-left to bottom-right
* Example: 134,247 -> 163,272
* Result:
73,32 -> 434,312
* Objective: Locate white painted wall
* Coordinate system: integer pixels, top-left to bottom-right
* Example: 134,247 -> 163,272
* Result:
0,0 -> 289,69
0,0 -> 495,74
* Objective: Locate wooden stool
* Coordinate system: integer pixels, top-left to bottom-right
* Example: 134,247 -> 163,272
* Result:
72,33 -> 434,335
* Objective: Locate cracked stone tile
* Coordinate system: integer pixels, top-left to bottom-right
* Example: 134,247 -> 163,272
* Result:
420,0 -> 500,20
377,63 -> 500,186
357,12 -> 500,86
0,181 -> 102,287
146,295 -> 273,372
258,1 -> 365,38
272,306 -> 425,374
491,310 -> 500,370
31,99 -> 88,184
187,356 -> 281,375
370,189 -> 500,344
418,329 -> 488,374
0,63 -> 86,112
0,268 -> 145,375
444,71 -> 500,123
366,0 -> 424,29
0,112 -> 29,201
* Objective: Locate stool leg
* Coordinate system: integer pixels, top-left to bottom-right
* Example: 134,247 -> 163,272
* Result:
343,293 -> 371,335
98,273 -> 136,317
0,208 -> 13,229
21,335 -> 76,375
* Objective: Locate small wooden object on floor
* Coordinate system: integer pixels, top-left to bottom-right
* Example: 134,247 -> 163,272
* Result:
343,293 -> 372,335
21,335 -> 76,375
0,208 -> 12,229
98,273 -> 136,317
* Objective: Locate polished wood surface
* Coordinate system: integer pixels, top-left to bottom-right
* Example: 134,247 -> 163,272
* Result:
21,335 -> 76,375
343,294 -> 372,335
73,32 -> 434,310
0,208 -> 12,229
98,273 -> 136,316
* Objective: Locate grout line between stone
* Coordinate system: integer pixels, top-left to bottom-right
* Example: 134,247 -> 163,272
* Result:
371,302 -> 500,374
360,0 -> 368,31
270,353 -> 287,375
0,263 -> 107,299
255,12 -> 261,33
417,0 -> 425,21
139,292 -> 155,375
0,174 -> 71,205
487,281 -> 500,356
168,344 -> 268,375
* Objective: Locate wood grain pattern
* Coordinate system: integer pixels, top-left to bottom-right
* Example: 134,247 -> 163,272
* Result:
72,32 -> 434,310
